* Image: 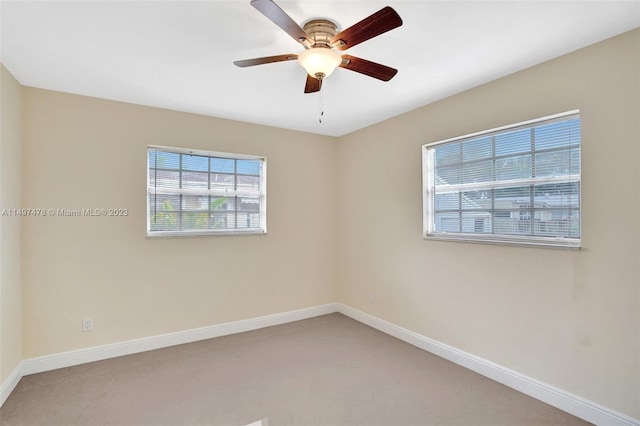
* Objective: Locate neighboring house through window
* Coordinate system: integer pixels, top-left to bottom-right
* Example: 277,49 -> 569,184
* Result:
147,146 -> 266,237
422,110 -> 581,248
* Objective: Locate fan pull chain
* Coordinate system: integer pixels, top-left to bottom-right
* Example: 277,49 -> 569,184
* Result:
318,89 -> 324,124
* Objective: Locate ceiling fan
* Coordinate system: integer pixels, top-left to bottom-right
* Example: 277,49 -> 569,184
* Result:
234,0 -> 403,93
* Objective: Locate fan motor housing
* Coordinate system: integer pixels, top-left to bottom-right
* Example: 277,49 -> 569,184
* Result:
302,19 -> 339,48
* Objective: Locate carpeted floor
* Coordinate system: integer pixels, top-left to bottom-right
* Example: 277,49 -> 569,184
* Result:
0,313 -> 590,425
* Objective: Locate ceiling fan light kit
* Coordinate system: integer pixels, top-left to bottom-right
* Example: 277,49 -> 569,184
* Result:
297,18 -> 342,80
297,47 -> 342,80
234,0 -> 403,93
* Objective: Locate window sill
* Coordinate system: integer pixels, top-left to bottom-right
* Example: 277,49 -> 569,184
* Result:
147,229 -> 267,238
424,233 -> 581,249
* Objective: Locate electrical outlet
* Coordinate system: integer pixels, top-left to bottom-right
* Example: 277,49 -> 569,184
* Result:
82,317 -> 93,332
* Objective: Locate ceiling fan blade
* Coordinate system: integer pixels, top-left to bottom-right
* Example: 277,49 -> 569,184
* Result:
250,0 -> 311,44
339,55 -> 398,81
304,74 -> 322,93
233,54 -> 298,67
330,6 -> 402,51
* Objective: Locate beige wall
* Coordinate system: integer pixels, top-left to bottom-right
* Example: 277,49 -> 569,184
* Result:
337,29 -> 640,418
0,64 -> 23,384
21,89 -> 338,357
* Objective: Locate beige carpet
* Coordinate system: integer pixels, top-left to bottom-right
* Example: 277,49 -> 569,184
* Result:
0,313 -> 590,426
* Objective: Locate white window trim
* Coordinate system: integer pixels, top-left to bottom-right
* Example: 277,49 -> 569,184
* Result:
422,110 -> 581,249
146,145 -> 267,238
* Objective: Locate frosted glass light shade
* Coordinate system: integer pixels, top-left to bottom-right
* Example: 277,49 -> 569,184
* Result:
297,48 -> 342,79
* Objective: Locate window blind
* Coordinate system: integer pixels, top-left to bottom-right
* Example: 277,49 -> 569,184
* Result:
422,111 -> 580,247
147,146 -> 266,236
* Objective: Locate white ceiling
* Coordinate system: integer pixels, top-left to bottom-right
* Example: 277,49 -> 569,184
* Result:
2,1 -> 639,137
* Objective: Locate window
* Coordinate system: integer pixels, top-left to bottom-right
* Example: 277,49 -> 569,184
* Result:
422,110 -> 580,248
147,146 -> 266,237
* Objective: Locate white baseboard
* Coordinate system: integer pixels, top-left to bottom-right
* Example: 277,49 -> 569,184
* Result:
0,364 -> 22,407
337,303 -> 639,426
3,302 -> 638,426
20,303 -> 339,376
